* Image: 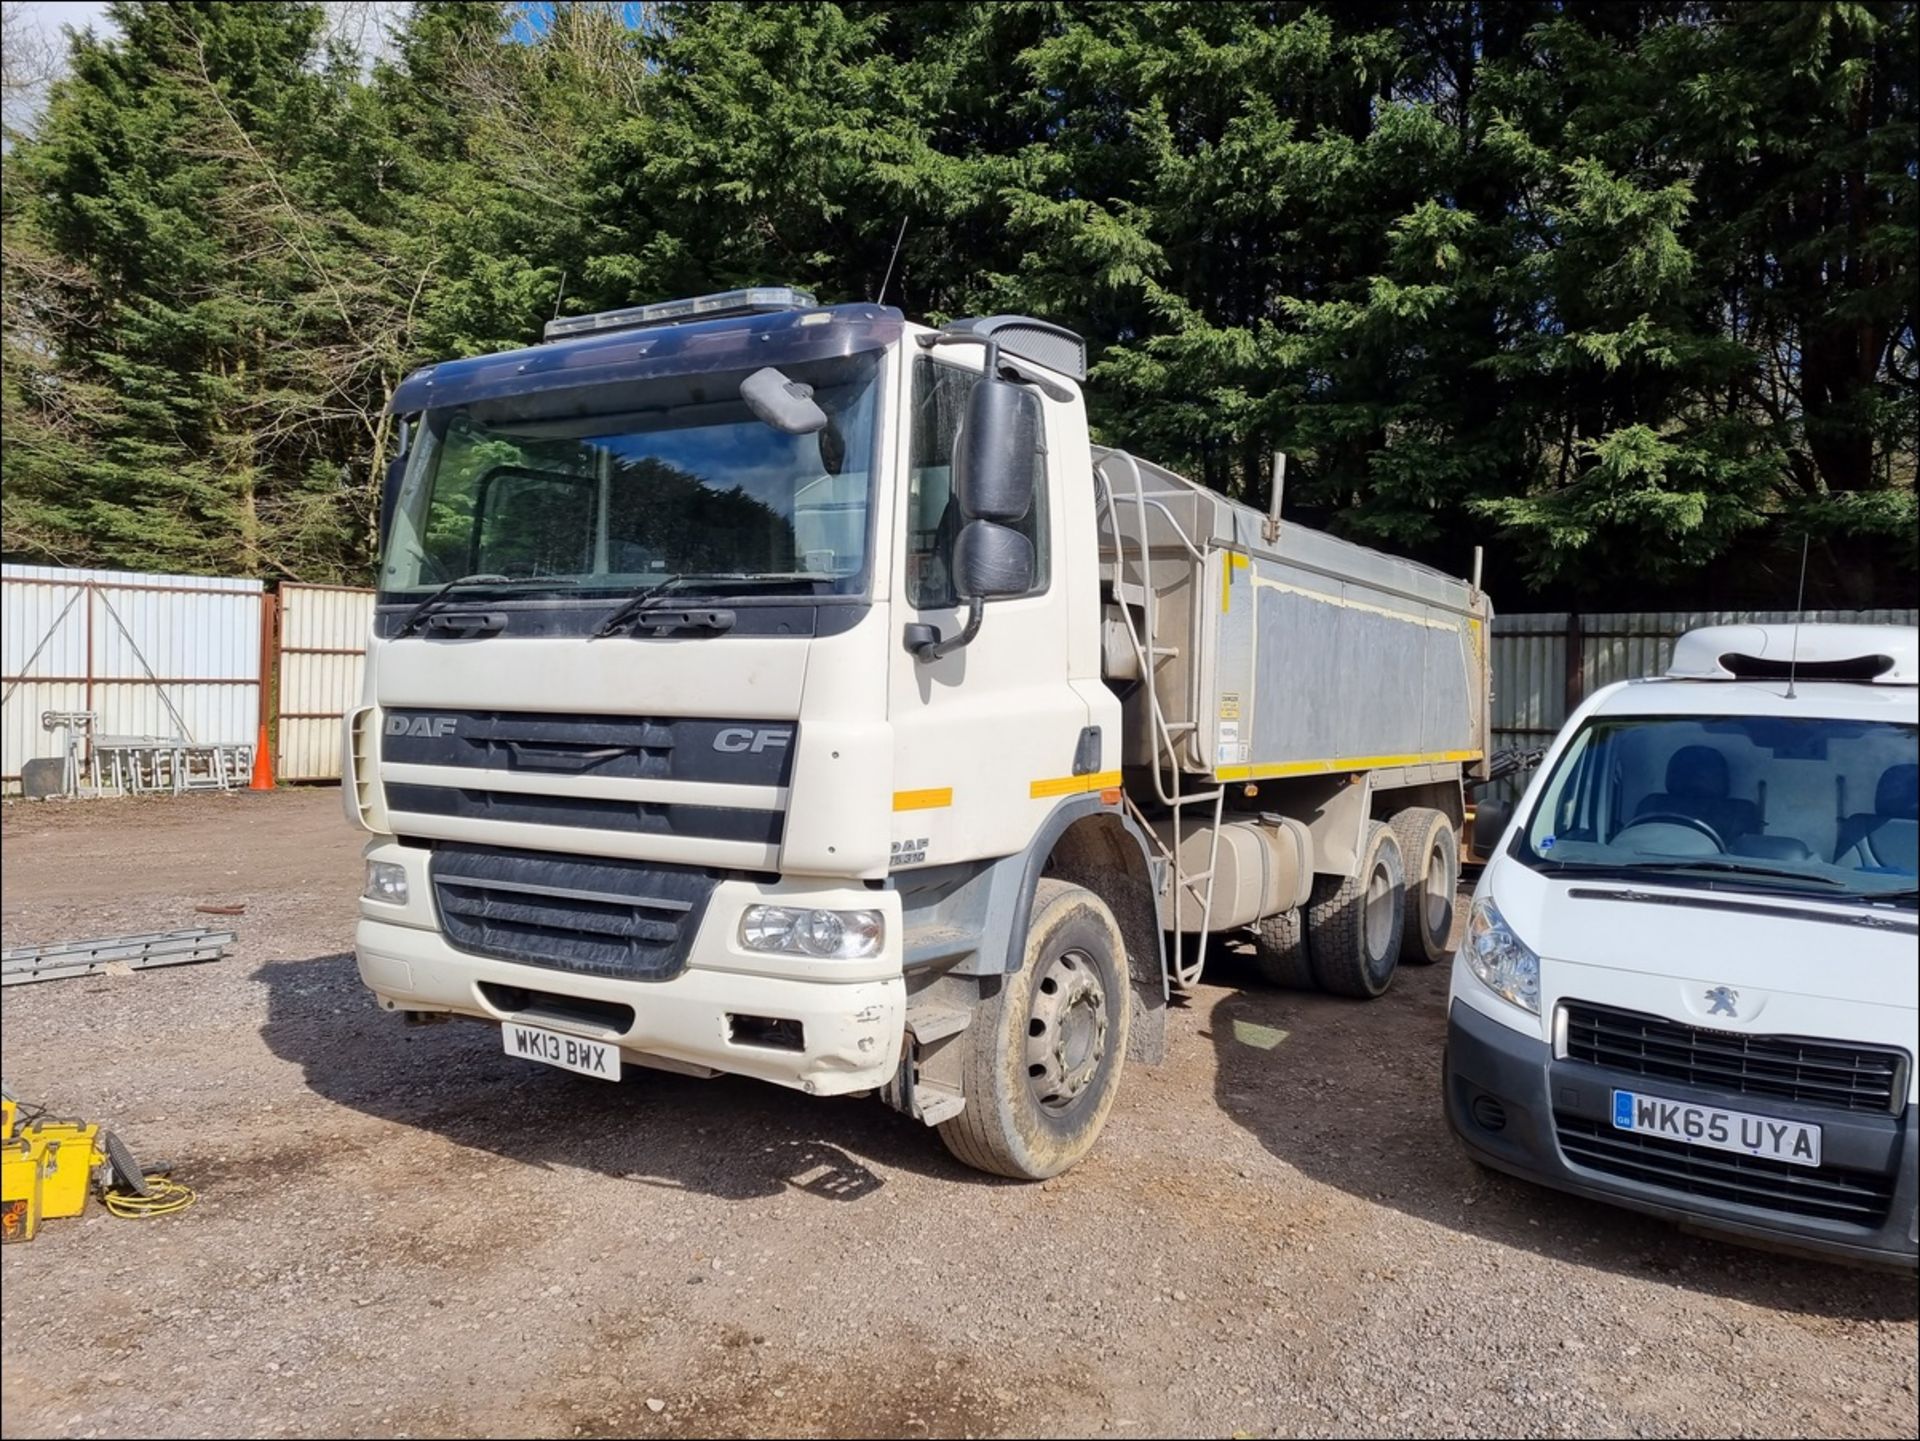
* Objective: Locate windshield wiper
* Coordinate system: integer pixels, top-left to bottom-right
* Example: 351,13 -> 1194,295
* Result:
589,573 -> 837,639
1543,856 -> 1848,889
395,574 -> 575,636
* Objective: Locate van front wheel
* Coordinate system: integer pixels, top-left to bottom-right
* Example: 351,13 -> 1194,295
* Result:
938,879 -> 1132,1180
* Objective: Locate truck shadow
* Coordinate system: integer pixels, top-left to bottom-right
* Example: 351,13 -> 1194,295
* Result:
1202,946 -> 1919,1322
255,953 -> 1001,1202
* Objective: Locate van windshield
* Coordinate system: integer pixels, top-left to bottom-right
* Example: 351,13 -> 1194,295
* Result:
1517,714 -> 1917,901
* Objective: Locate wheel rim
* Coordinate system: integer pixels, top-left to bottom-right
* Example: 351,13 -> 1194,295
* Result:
1423,838 -> 1456,938
1362,858 -> 1396,971
1026,947 -> 1109,1114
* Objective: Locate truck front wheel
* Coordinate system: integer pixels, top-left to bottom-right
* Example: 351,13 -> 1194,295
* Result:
1305,820 -> 1406,998
938,879 -> 1132,1180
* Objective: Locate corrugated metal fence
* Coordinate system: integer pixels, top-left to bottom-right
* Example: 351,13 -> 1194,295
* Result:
276,583 -> 376,782
2,565 -> 265,787
1487,608 -> 1920,802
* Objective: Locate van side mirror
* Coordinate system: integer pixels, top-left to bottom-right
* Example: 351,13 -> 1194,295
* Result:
953,376 -> 1038,523
954,520 -> 1034,600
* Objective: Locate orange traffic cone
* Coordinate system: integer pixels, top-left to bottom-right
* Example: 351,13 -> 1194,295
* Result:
250,721 -> 275,790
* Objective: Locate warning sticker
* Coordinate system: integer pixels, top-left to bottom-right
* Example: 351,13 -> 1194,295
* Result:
1219,692 -> 1242,721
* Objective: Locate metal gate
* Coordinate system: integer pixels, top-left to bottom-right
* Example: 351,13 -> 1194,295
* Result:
275,583 -> 375,782
3,564 -> 264,792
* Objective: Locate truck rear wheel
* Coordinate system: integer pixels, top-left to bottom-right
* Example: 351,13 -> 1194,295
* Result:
1390,807 -> 1459,965
938,879 -> 1132,1180
1252,907 -> 1313,989
1306,821 -> 1405,999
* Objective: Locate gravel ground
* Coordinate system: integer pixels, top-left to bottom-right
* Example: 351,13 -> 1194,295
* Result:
2,789 -> 1914,1440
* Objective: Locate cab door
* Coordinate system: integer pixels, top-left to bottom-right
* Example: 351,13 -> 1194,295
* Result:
885,352 -> 1096,874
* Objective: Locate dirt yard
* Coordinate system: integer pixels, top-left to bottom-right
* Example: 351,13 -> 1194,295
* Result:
1,789 -> 1914,1439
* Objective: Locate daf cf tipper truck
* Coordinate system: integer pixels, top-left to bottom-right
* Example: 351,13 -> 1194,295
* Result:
346,287 -> 1493,1179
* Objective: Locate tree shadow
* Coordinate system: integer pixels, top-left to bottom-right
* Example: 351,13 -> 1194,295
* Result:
1202,944 -> 1919,1322
255,952 -> 1005,1202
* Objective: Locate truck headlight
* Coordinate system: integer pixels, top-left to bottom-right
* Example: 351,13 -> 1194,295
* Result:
363,860 -> 409,905
739,906 -> 884,959
1464,895 -> 1540,1014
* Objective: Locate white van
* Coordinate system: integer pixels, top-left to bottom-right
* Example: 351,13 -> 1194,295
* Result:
1447,624 -> 1917,1267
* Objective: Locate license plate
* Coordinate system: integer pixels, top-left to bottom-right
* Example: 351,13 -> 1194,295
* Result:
1611,1089 -> 1821,1167
502,1022 -> 619,1081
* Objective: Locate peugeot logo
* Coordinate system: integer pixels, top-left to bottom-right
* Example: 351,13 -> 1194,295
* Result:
1705,985 -> 1739,1018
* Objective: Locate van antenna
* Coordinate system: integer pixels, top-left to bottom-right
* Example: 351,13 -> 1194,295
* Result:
1785,532 -> 1810,701
874,216 -> 908,307
552,268 -> 568,322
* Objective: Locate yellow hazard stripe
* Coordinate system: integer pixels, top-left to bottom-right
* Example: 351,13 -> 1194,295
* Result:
1221,552 -> 1249,613
1216,749 -> 1482,782
1030,769 -> 1123,799
892,787 -> 953,811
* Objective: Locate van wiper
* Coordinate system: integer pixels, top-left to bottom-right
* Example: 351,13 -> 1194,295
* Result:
396,574 -> 577,636
1649,859 -> 1848,888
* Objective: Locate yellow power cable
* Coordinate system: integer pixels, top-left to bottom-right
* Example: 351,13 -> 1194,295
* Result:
102,1174 -> 196,1218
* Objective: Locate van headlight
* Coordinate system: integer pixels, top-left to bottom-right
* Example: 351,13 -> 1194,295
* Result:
1465,895 -> 1541,1014
739,906 -> 884,960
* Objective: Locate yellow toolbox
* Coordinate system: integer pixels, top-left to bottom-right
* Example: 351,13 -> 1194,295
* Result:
2,1135 -> 47,1244
23,1120 -> 104,1220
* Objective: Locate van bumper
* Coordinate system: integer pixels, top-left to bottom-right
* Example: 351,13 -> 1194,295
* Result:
1444,1000 -> 1919,1270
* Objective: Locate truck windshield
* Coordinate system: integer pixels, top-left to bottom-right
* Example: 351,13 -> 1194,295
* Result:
378,351 -> 882,601
1516,713 -> 1917,900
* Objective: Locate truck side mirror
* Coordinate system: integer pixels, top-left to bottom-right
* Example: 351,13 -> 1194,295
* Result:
953,376 -> 1038,523
1472,796 -> 1514,858
954,520 -> 1034,600
378,452 -> 406,554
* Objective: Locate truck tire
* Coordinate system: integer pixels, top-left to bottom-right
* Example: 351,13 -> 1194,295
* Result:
1305,821 -> 1405,999
1251,907 -> 1313,989
938,879 -> 1132,1180
1390,807 -> 1459,965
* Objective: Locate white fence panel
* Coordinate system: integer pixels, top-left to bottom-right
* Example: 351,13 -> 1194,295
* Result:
3,565 -> 263,791
276,583 -> 375,782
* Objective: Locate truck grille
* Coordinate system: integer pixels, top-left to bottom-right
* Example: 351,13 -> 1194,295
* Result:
1553,1114 -> 1898,1227
1562,1001 -> 1908,1116
430,842 -> 720,981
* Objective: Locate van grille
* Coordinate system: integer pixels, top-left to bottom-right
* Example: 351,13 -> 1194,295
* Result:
430,843 -> 719,981
1562,1001 -> 1908,1115
1553,1114 -> 1897,1227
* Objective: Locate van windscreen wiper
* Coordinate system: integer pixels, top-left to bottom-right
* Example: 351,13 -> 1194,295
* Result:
395,574 -> 576,636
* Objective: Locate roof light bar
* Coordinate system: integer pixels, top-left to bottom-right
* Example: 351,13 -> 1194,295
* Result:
543,287 -> 819,342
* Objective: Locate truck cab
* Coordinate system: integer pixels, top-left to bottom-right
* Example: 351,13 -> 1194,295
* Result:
1447,623 -> 1919,1267
348,290 -> 1158,1178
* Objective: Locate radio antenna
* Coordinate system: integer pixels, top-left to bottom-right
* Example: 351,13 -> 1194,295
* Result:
1785,532 -> 1810,701
874,216 -> 908,306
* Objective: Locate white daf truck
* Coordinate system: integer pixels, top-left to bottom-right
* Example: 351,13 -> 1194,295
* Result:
345,287 -> 1491,1178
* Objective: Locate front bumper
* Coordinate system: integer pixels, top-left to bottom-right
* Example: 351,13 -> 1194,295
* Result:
1444,1000 -> 1919,1269
354,842 -> 906,1096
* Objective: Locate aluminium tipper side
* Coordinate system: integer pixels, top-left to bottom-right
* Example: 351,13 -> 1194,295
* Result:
1095,450 -> 1491,782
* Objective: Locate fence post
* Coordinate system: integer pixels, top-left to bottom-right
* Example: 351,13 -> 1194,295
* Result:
1564,611 -> 1584,719
252,589 -> 278,790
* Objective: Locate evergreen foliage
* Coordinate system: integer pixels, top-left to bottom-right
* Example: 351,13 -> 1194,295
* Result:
3,1 -> 1913,605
